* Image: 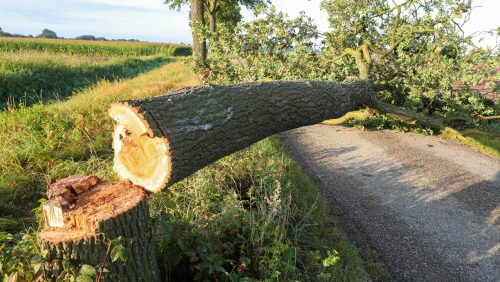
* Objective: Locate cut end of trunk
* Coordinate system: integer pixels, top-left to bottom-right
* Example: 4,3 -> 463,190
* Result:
109,103 -> 170,193
40,177 -> 146,243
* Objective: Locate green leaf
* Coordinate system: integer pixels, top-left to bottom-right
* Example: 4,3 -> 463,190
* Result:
79,264 -> 96,277
32,262 -> 43,274
322,250 -> 340,268
3,272 -> 18,282
110,244 -> 130,263
75,275 -> 94,282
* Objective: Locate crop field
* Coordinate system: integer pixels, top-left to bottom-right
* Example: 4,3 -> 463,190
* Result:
0,37 -> 191,56
0,38 -> 192,109
0,51 -> 171,108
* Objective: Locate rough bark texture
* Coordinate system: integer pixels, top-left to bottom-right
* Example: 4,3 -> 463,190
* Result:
39,179 -> 160,282
111,81 -> 375,191
209,10 -> 216,33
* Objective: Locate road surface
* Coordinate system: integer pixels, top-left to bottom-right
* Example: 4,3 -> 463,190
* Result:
283,124 -> 499,281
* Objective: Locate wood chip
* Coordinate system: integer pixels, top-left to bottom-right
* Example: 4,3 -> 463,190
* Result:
48,175 -> 101,201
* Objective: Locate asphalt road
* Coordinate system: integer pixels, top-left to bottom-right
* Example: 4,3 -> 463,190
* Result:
283,124 -> 499,282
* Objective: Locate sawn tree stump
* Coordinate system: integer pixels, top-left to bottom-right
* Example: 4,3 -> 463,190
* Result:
39,176 -> 160,282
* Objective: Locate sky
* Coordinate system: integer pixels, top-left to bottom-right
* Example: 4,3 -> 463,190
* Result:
1,0 -> 499,47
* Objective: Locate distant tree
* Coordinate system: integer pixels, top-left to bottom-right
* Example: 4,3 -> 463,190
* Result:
76,35 -> 96,40
37,29 -> 58,39
0,27 -> 31,38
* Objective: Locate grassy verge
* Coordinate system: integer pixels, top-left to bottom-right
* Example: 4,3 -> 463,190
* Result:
0,51 -> 171,107
441,128 -> 500,157
0,61 -> 376,281
0,60 -> 197,219
0,37 -> 191,56
323,110 -> 500,157
151,135 -> 374,281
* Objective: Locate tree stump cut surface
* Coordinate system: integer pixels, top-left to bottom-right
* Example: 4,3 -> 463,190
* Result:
39,176 -> 159,282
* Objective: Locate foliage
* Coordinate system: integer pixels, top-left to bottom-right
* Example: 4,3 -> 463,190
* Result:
202,2 -> 499,131
0,52 -> 170,108
0,200 -> 45,281
0,58 -> 374,280
206,5 -> 321,83
346,113 -> 435,135
0,27 -> 34,38
0,230 -> 45,281
0,37 -> 191,57
37,29 -> 58,39
151,136 -> 372,281
321,0 -> 499,126
0,227 -> 131,281
163,0 -> 268,28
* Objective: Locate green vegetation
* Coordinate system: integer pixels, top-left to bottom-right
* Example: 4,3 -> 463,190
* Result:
0,60 -> 376,281
323,109 -> 500,157
0,61 -> 196,220
0,37 -> 191,57
0,52 -> 171,108
152,135 -> 376,281
1,0 -> 498,280
202,1 -> 499,154
0,37 -> 192,108
37,29 -> 58,39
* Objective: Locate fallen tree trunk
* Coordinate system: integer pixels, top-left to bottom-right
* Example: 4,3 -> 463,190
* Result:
109,81 -> 375,192
39,176 -> 160,282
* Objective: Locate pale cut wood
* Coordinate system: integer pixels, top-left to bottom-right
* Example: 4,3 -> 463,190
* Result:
42,199 -> 64,228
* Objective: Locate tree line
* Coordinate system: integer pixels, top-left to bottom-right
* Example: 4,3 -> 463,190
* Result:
0,27 -> 140,42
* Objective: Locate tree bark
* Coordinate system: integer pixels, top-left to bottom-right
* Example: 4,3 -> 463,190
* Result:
208,0 -> 217,33
39,177 -> 160,282
109,81 -> 375,192
190,0 -> 207,64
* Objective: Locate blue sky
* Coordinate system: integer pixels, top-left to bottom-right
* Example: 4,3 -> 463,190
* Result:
1,0 -> 499,47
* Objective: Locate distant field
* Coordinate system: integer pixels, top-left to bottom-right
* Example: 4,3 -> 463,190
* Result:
0,37 -> 192,56
0,51 -> 171,108
0,37 -> 192,108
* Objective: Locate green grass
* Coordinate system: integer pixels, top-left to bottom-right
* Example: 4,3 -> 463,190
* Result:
0,51 -> 172,108
324,110 -> 500,158
0,60 -> 378,281
442,128 -> 500,157
0,37 -> 191,56
0,60 -> 197,219
151,135 -> 374,281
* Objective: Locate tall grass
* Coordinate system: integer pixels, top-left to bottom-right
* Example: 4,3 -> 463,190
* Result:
152,136 -> 372,281
0,52 -> 172,108
0,37 -> 192,56
0,60 -> 198,218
